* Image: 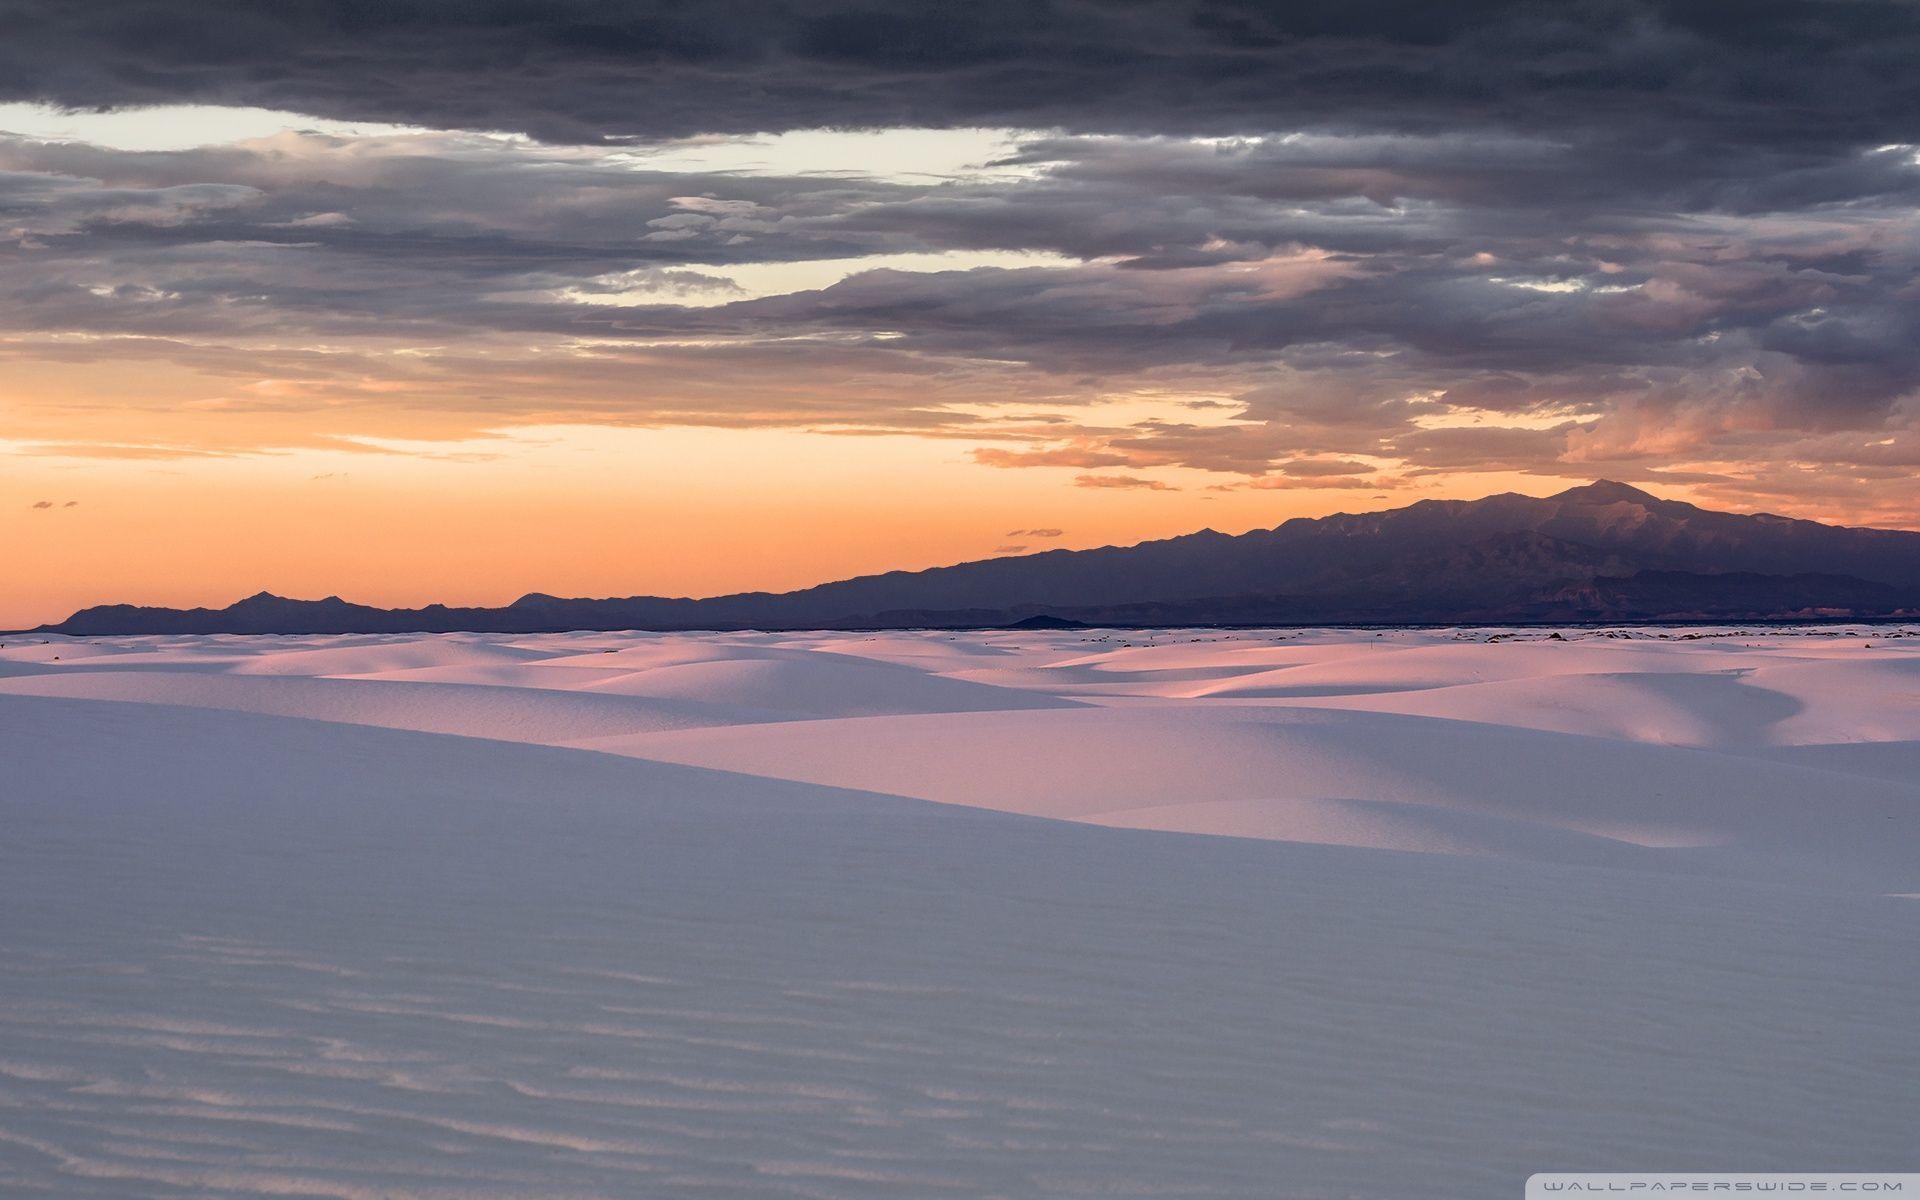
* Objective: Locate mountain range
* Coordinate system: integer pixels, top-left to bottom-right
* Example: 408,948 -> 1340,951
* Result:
37,482 -> 1920,634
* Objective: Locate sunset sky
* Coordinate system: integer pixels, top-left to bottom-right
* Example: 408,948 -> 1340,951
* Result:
5,2 -> 1920,628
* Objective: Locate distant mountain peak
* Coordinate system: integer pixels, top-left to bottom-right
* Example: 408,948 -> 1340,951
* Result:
232,591 -> 349,608
37,482 -> 1920,635
1553,480 -> 1660,505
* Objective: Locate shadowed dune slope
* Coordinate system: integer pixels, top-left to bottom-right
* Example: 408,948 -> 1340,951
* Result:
3,692 -> 1917,1198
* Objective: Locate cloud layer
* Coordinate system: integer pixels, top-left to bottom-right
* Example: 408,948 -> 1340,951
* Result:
4,2 -> 1920,522
6,2 -> 1917,146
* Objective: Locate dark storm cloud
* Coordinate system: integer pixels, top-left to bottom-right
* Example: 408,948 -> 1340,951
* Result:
3,1 -> 1918,150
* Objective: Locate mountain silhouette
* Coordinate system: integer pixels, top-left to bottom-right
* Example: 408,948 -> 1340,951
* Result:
39,482 -> 1920,634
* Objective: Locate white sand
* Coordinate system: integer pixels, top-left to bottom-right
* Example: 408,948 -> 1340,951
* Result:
2,626 -> 1916,1196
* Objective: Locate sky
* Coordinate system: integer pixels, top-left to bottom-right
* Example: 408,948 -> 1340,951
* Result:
4,1 -> 1920,627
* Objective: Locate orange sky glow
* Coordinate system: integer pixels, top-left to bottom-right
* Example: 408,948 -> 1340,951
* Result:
3,418 -> 1584,629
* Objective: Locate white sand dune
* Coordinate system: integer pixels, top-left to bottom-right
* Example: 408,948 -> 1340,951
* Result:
569,654 -> 1080,718
225,637 -> 557,677
329,660 -> 671,689
3,625 -> 1916,1197
1764,740 -> 1920,786
1234,643 -> 1920,749
1270,670 -> 1804,746
1184,639 -> 1764,698
0,670 -> 774,741
593,703 -> 1920,886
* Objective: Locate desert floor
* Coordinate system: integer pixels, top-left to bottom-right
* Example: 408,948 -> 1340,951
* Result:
3,625 -> 1917,1197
